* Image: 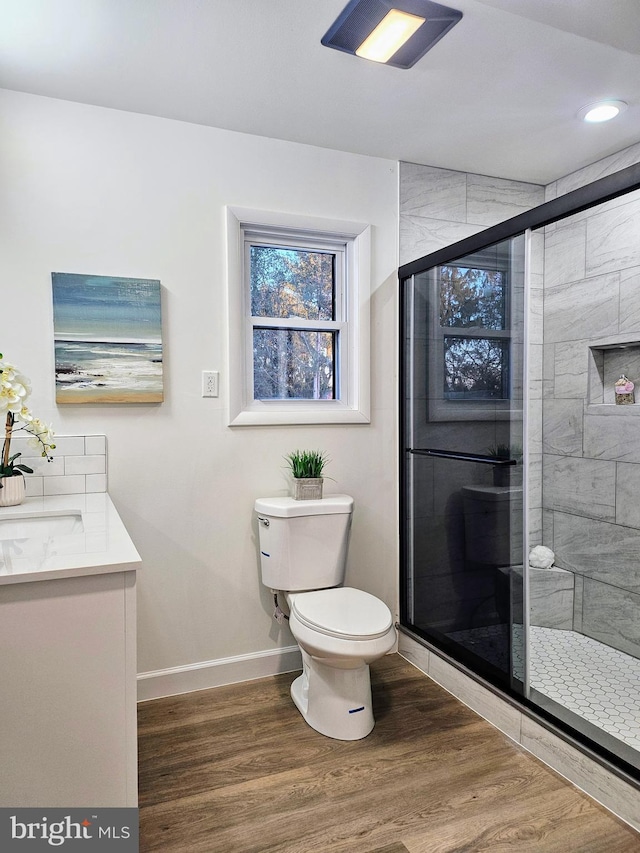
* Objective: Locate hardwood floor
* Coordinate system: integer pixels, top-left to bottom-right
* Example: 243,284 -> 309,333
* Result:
138,654 -> 640,852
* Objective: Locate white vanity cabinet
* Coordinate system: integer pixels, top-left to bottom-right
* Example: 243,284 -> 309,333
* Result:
0,494 -> 141,807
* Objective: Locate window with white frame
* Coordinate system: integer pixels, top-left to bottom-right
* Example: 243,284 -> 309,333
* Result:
226,208 -> 371,426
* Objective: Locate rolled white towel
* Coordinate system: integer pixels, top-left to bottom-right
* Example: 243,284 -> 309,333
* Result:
529,545 -> 555,569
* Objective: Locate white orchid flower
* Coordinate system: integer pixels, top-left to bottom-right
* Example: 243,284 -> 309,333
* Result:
0,385 -> 22,414
25,417 -> 56,455
1,355 -> 55,474
14,371 -> 32,398
17,405 -> 34,423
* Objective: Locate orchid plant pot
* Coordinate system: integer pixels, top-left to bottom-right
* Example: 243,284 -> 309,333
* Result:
0,473 -> 25,507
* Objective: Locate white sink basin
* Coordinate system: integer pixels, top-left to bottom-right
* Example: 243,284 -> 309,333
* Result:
0,511 -> 84,541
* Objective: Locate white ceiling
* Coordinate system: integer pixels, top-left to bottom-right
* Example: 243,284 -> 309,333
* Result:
1,0 -> 640,184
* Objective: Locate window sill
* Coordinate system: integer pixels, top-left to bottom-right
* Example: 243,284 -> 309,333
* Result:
228,404 -> 370,427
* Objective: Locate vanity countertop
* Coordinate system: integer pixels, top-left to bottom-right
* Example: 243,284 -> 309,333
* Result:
0,492 -> 141,585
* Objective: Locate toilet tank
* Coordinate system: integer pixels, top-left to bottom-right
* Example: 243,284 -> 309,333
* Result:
254,495 -> 353,591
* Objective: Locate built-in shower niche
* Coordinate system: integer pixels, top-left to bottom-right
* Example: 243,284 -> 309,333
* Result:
588,336 -> 640,408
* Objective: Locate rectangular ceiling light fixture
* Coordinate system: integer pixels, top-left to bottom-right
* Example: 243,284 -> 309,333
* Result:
321,0 -> 462,69
356,9 -> 426,63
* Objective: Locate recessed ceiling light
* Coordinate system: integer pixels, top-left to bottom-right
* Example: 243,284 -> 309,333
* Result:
321,0 -> 463,70
579,100 -> 628,123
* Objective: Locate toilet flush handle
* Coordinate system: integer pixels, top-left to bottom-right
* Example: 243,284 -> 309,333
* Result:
257,516 -> 270,527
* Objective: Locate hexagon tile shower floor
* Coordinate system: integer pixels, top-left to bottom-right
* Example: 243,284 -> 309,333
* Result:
449,623 -> 640,752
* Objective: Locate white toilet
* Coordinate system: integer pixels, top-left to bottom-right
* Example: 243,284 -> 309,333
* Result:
254,494 -> 396,740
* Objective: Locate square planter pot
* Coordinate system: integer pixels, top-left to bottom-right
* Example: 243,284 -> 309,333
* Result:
292,477 -> 324,501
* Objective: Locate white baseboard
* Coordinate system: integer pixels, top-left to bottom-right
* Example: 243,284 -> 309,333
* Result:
137,645 -> 302,702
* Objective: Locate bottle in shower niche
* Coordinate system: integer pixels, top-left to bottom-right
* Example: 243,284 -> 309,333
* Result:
615,374 -> 635,405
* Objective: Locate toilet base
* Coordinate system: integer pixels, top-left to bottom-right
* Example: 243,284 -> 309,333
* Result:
290,652 -> 375,740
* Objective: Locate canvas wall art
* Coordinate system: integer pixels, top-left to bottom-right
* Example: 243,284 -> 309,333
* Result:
52,272 -> 163,404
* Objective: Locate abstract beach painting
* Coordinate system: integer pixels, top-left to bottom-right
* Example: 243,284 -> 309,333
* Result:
52,273 -> 163,404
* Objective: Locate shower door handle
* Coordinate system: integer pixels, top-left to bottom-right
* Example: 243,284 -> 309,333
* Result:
408,448 -> 516,465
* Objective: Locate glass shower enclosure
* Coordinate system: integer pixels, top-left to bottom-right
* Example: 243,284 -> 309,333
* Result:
400,162 -> 640,780
401,235 -> 526,694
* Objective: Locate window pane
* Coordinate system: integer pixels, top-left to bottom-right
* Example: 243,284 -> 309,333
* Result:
250,246 -> 335,320
440,266 -> 506,330
443,336 -> 508,400
253,328 -> 335,400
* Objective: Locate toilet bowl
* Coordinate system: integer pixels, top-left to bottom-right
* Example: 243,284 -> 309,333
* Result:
255,495 -> 397,740
286,587 -> 396,739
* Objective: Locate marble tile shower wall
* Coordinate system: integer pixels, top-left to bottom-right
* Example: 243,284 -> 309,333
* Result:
400,151 -> 640,652
542,145 -> 640,658
400,162 -> 545,264
400,163 -> 544,628
9,434 -> 107,497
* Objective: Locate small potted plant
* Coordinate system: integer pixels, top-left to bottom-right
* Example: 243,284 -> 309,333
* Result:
0,353 -> 55,507
285,449 -> 329,501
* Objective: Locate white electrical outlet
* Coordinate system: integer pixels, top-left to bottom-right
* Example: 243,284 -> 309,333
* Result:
202,370 -> 219,397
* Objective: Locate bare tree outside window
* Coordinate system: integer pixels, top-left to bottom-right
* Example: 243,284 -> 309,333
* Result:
439,265 -> 509,400
444,337 -> 508,399
440,265 -> 505,329
250,246 -> 337,400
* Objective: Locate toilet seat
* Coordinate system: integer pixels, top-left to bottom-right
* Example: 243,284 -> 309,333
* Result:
289,587 -> 393,641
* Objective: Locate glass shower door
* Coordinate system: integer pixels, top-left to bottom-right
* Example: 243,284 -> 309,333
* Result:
401,235 -> 526,693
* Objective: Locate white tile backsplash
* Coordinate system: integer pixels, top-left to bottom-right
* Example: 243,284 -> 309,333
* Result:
18,434 -> 107,496
86,473 -> 107,493
65,455 -> 106,476
47,436 -> 86,456
22,456 -> 65,477
25,477 -> 44,497
43,474 -> 86,495
84,435 -> 106,455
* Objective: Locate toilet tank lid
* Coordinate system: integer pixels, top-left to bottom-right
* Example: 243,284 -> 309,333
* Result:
254,494 -> 353,517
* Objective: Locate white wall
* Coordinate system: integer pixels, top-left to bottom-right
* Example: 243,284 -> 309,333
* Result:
0,89 -> 399,685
